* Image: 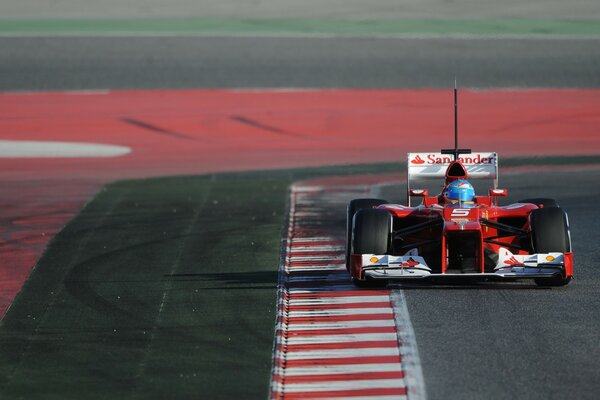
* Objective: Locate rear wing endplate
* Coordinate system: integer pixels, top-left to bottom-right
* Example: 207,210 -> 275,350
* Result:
407,152 -> 498,205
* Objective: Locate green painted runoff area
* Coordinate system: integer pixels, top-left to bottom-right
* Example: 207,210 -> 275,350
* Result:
0,18 -> 599,36
0,162 -> 402,400
0,156 -> 598,399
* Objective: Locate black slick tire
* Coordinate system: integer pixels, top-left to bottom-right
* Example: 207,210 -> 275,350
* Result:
346,198 -> 388,271
351,208 -> 391,288
529,207 -> 572,287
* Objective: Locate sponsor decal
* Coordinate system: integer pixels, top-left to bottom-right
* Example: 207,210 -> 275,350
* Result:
412,153 -> 496,165
411,155 -> 425,165
399,258 -> 420,268
503,256 -> 522,265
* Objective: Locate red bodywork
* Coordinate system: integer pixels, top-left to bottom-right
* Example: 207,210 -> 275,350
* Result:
378,199 -> 539,274
349,159 -> 573,284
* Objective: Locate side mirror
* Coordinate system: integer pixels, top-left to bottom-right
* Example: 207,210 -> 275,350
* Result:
409,189 -> 429,197
489,188 -> 508,197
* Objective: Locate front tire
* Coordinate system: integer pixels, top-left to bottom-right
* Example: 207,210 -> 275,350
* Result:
346,198 -> 388,271
351,209 -> 392,287
529,207 -> 572,287
352,209 -> 392,254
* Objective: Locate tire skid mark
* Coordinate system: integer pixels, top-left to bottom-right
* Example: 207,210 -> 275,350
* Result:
271,181 -> 424,399
230,115 -> 308,139
120,116 -> 197,141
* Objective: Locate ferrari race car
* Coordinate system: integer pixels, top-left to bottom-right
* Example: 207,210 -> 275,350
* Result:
346,149 -> 573,287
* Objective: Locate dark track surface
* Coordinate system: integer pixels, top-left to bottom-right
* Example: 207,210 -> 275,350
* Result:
1,36 -> 600,91
380,169 -> 600,400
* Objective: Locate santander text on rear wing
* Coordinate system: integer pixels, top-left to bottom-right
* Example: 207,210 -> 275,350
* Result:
407,152 -> 498,204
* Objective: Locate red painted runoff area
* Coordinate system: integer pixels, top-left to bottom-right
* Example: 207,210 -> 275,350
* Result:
0,88 -> 599,317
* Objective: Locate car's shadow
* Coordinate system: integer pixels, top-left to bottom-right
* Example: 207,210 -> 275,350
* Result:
387,282 -> 552,290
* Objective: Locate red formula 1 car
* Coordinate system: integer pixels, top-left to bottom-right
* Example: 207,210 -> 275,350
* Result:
346,148 -> 573,287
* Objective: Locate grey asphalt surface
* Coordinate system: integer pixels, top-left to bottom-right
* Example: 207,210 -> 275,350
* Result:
379,169 -> 600,400
1,0 -> 598,20
1,36 -> 600,91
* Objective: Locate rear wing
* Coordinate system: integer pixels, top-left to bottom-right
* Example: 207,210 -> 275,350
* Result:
407,152 -> 498,205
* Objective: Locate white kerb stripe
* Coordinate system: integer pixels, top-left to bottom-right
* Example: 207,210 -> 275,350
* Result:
303,396 -> 406,400
287,308 -> 393,317
283,320 -> 396,330
282,379 -> 406,392
285,347 -> 400,360
288,256 -> 344,261
286,275 -> 348,282
274,363 -> 404,376
286,333 -> 398,344
287,285 -> 362,293
289,246 -> 345,251
284,266 -> 347,272
288,295 -> 390,305
288,236 -> 338,242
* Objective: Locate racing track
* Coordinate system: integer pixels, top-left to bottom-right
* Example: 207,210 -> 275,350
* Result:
379,168 -> 600,399
2,36 -> 600,90
1,15 -> 600,400
271,167 -> 600,399
1,88 -> 599,321
1,90 -> 598,399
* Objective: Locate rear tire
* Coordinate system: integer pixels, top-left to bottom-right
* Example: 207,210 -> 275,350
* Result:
529,207 -> 571,287
519,198 -> 559,208
346,198 -> 388,270
351,209 -> 391,287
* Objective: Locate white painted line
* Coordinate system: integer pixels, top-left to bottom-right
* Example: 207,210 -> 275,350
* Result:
285,347 -> 400,360
0,140 -> 131,158
391,290 -> 427,400
282,379 -> 406,392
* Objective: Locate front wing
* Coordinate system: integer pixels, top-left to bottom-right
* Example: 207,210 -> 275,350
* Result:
352,251 -> 572,282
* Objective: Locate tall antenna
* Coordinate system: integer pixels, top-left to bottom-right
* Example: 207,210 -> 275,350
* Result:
441,79 -> 471,160
454,78 -> 458,150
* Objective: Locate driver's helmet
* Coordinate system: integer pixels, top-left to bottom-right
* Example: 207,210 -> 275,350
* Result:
444,179 -> 476,207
